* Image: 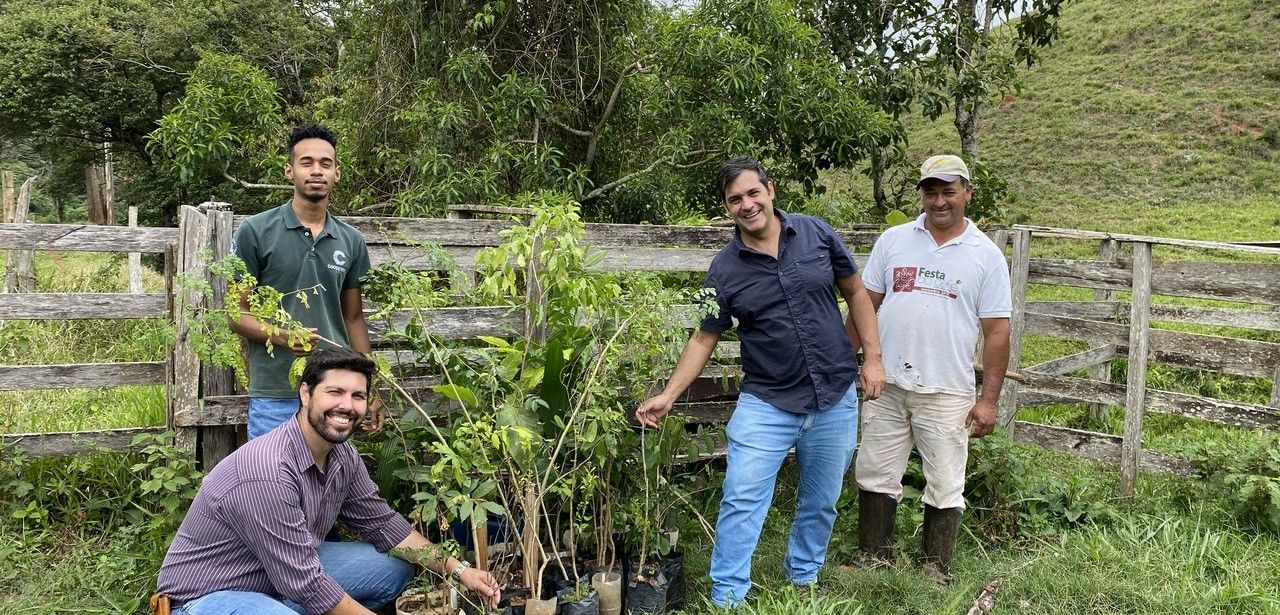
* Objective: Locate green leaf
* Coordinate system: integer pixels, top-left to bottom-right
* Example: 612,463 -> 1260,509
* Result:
431,384 -> 479,408
477,336 -> 511,349
288,357 -> 307,389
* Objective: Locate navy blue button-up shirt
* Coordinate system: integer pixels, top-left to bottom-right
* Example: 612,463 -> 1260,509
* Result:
700,210 -> 859,414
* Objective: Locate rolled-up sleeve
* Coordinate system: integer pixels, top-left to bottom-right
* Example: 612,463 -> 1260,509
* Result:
339,454 -> 414,551
219,480 -> 346,614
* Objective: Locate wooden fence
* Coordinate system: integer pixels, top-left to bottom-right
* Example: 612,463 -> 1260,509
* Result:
3,208 -> 1278,495
0,215 -> 178,456
998,226 -> 1280,496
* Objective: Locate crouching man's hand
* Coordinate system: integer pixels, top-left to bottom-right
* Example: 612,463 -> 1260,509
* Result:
459,567 -> 501,609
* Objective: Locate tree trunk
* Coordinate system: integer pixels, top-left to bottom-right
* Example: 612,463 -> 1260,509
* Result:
953,0 -> 982,160
870,149 -> 888,211
521,481 -> 543,593
955,103 -> 981,160
1,170 -> 12,223
102,141 -> 116,225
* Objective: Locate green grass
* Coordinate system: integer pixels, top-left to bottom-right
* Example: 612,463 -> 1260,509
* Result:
5,2 -> 1280,607
6,455 -> 1276,615
823,0 -> 1280,242
816,0 -> 1280,476
0,446 -> 186,614
657,461 -> 1280,615
0,530 -> 161,613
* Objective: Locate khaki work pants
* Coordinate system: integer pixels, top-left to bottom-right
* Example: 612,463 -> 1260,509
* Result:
854,383 -> 974,510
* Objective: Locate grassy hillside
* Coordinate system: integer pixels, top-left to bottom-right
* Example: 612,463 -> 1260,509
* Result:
832,0 -> 1280,241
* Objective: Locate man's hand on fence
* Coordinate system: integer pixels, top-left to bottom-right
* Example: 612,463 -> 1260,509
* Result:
966,399 -> 997,438
635,394 -> 675,428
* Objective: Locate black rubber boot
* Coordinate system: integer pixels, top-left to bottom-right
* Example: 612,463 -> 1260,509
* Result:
850,490 -> 897,570
921,504 -> 962,585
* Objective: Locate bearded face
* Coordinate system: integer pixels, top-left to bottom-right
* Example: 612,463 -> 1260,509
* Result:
300,369 -> 368,445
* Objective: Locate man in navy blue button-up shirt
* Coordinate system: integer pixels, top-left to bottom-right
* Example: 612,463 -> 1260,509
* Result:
636,157 -> 885,607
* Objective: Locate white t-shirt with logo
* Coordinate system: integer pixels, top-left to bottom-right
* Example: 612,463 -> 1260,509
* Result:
862,215 -> 1012,396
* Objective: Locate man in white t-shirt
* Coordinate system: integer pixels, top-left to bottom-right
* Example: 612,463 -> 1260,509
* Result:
850,154 -> 1012,584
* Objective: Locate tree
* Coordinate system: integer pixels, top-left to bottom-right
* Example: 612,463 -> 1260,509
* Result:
941,0 -> 1067,159
301,0 -> 892,222
802,0 -> 938,210
0,0 -> 331,224
802,0 -> 1067,212
149,53 -> 286,191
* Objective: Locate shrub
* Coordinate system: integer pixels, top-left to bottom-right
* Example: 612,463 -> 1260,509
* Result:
1186,434 -> 1280,535
965,435 -> 1120,542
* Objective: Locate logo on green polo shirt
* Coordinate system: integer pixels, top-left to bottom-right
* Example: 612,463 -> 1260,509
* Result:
333,250 -> 348,266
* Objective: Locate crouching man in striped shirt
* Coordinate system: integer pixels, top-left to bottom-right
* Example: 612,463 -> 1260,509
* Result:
155,347 -> 499,614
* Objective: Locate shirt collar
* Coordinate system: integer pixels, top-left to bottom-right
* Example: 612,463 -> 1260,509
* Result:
281,414 -> 322,473
910,213 -> 984,246
282,200 -> 335,239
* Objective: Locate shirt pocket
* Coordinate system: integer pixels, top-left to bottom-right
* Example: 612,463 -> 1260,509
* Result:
794,251 -> 833,289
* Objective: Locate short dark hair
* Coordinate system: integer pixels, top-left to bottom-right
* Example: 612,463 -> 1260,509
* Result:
715,157 -> 770,201
299,346 -> 376,395
287,123 -> 339,160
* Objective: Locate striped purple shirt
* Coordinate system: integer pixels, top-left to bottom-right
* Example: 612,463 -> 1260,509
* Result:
157,417 -> 414,613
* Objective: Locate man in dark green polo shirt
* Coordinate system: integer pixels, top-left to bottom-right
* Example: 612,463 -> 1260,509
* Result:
230,123 -> 380,438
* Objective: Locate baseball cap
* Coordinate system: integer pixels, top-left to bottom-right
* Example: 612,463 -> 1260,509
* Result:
917,155 -> 970,187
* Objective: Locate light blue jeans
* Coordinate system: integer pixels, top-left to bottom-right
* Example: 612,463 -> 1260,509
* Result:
709,384 -> 859,607
174,541 -> 414,614
248,397 -> 299,439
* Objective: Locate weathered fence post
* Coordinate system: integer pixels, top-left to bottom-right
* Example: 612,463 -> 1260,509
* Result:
998,228 -> 1032,432
128,205 -> 144,294
1087,238 -> 1120,423
526,236 -> 546,346
1271,364 -> 1280,409
171,206 -> 209,454
1119,241 -> 1153,498
1,170 -> 13,223
197,202 -> 239,469
4,175 -> 38,292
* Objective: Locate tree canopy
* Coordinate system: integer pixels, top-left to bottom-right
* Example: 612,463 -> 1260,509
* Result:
0,0 -> 1063,225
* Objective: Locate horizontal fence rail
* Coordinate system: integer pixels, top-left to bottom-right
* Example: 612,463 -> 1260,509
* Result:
0,223 -> 177,253
0,293 -> 168,320
1,427 -> 169,457
0,218 -> 182,458
3,213 -> 1279,492
0,362 -> 166,391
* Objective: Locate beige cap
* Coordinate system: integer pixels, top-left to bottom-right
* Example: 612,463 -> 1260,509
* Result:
917,154 -> 970,187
